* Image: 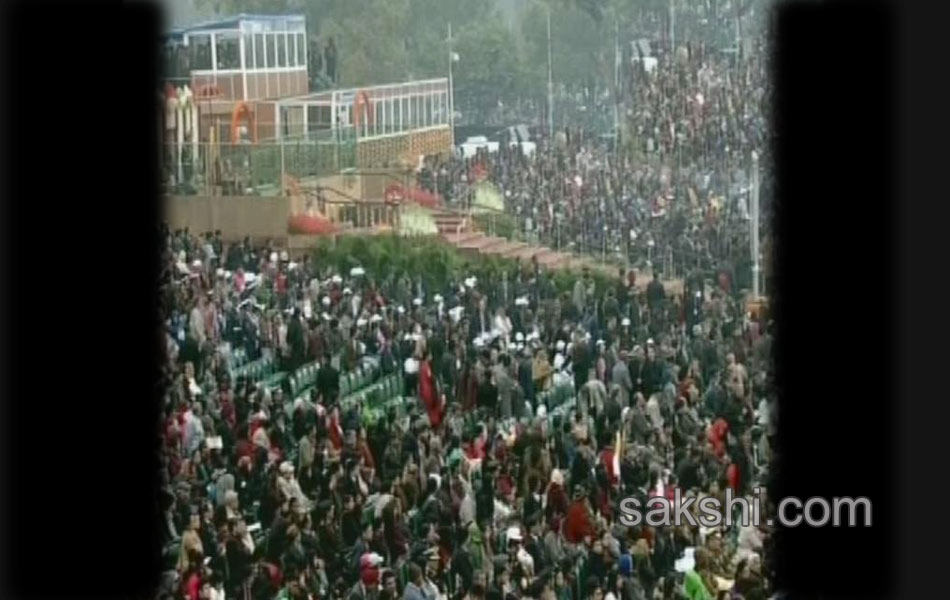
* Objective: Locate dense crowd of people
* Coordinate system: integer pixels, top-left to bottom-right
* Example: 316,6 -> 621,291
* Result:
418,38 -> 771,287
158,221 -> 776,600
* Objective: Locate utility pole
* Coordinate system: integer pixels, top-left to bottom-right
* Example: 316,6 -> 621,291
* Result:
448,22 -> 456,145
735,0 -> 744,69
750,150 -> 760,300
669,0 -> 675,53
614,19 -> 621,140
546,7 -> 554,138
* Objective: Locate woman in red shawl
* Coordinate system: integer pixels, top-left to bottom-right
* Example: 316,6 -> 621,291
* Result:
464,427 -> 487,460
327,405 -> 344,452
563,485 -> 595,545
418,349 -> 443,429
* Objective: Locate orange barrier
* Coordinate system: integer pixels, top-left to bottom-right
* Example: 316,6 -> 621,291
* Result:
288,214 -> 339,235
353,90 -> 374,129
231,101 -> 257,144
384,183 -> 441,208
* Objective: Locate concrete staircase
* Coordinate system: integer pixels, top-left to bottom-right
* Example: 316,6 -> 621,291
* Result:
440,229 -> 607,275
431,209 -> 470,236
436,212 -> 683,292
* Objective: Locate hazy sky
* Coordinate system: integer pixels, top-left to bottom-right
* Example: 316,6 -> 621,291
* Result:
157,0 -> 214,28
158,0 -> 526,29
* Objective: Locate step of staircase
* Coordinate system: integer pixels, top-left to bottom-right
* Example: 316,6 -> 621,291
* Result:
508,246 -> 555,262
456,234 -> 499,250
442,232 -> 482,245
481,241 -> 528,257
535,252 -> 573,268
437,227 -> 685,292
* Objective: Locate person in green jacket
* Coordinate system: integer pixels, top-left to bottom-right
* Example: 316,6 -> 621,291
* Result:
683,548 -> 714,600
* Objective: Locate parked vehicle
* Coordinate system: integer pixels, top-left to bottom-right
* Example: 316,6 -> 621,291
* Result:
457,125 -> 535,158
458,135 -> 499,158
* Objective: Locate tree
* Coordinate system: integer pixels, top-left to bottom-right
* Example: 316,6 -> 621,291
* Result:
452,13 -> 529,122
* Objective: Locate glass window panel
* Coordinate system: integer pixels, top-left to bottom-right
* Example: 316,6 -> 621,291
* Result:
243,34 -> 253,69
278,34 -> 287,67
216,33 -> 241,70
254,34 -> 264,68
268,34 -> 277,69
297,34 -> 306,67
288,34 -> 296,67
189,34 -> 212,70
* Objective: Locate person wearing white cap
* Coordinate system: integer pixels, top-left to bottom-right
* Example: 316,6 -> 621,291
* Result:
493,307 -> 513,347
277,460 -> 312,514
189,294 -> 207,346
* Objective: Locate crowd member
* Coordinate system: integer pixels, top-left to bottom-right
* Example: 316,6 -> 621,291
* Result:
417,41 -> 772,291
157,221 -> 775,600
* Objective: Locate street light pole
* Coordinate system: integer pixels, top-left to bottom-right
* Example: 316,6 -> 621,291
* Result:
614,19 -> 620,139
546,7 -> 554,138
448,22 -> 455,145
669,0 -> 675,52
750,150 -> 760,300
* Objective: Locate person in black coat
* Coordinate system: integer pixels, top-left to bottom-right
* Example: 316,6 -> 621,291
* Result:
451,527 -> 476,592
646,271 -> 665,313
316,353 -> 340,405
324,38 -> 338,83
640,347 -> 664,398
518,348 -> 535,411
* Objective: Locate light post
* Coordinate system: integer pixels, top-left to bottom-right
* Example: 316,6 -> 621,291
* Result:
448,23 -> 457,144
669,0 -> 675,52
526,0 -> 554,138
546,6 -> 553,138
750,150 -> 760,300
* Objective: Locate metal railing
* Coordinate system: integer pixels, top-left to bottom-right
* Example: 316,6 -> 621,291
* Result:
161,127 -> 357,196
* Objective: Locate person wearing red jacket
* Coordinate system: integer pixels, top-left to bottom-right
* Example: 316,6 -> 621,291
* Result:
707,417 -> 729,459
563,485 -> 595,545
464,429 -> 487,461
599,442 -> 619,487
327,405 -> 344,451
725,451 -> 741,495
545,469 -> 569,522
419,349 -> 443,429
